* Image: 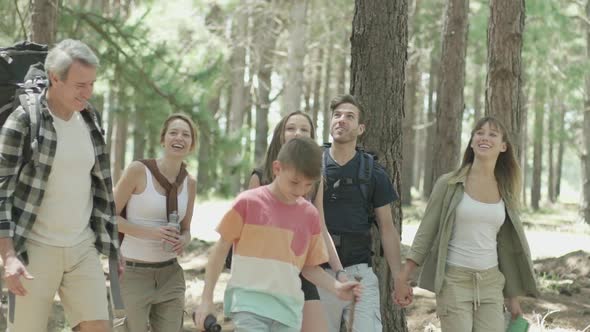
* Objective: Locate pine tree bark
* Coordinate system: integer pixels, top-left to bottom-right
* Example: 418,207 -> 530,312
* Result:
112,110 -> 128,184
402,53 -> 418,206
311,47 -> 323,133
473,68 -> 483,123
548,102 -> 556,203
556,103 -> 566,199
521,84 -> 529,205
432,0 -> 469,183
283,0 -> 309,115
531,83 -> 544,211
105,81 -> 116,153
401,0 -> 420,206
582,0 -> 590,224
422,51 -> 438,198
485,0 -> 525,158
132,104 -> 146,161
322,25 -> 334,143
227,3 -> 249,193
337,32 -> 348,95
30,0 -> 59,45
350,0 -> 408,330
254,3 -> 279,165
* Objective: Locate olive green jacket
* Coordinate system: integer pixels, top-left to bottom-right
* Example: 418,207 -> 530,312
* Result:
406,169 -> 539,298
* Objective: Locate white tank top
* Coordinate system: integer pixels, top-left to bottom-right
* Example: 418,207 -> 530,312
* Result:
120,164 -> 189,262
447,192 -> 505,270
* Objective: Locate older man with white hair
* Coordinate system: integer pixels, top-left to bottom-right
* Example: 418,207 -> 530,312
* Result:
0,39 -> 122,332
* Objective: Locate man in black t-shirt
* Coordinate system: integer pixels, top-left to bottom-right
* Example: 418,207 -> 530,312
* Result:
319,94 -> 413,331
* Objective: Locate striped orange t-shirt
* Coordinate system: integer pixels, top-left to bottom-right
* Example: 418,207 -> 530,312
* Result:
217,186 -> 328,328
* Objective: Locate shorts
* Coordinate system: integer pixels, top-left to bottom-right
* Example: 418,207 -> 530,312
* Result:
300,274 -> 320,301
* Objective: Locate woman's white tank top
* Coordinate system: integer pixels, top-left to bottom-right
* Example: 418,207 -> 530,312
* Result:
120,164 -> 189,262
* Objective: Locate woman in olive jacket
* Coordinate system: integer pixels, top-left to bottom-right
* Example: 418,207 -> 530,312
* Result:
396,117 -> 538,331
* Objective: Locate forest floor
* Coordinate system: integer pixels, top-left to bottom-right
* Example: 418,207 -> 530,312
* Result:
38,199 -> 590,331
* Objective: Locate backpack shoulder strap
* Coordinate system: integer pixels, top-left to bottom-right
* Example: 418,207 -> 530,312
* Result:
18,91 -> 42,162
356,148 -> 374,206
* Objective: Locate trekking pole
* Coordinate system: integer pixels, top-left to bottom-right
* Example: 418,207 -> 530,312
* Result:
347,275 -> 363,332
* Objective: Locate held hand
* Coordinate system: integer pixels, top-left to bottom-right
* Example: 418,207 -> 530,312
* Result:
193,299 -> 215,331
3,256 -> 34,296
156,225 -> 180,245
506,297 -> 523,320
335,280 -> 362,302
172,233 -> 188,255
392,278 -> 413,307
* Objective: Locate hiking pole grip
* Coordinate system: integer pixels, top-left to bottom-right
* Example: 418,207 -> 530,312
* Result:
347,275 -> 363,332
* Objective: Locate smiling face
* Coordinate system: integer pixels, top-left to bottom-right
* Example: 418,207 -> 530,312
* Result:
48,61 -> 96,113
330,103 -> 365,144
470,122 -> 507,160
283,114 -> 313,143
161,118 -> 194,157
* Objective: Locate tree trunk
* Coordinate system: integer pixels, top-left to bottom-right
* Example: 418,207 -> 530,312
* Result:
227,3 -> 249,194
432,0 -> 469,183
311,47 -> 323,134
582,0 -> 590,224
485,0 -> 525,158
337,32 -> 348,94
105,81 -> 116,153
520,83 -> 529,205
322,24 -> 334,143
254,3 -> 279,166
556,103 -> 566,199
402,53 -> 419,206
112,110 -> 128,184
473,68 -> 483,123
283,0 -> 309,115
547,100 -> 556,203
350,0 -> 408,330
531,82 -> 544,211
132,105 -> 146,161
30,0 -> 59,45
197,91 -> 220,195
422,51 -> 438,199
414,83 -> 425,192
401,0 -> 420,206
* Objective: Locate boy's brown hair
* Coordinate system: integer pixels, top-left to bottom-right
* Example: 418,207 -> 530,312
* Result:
276,137 -> 322,180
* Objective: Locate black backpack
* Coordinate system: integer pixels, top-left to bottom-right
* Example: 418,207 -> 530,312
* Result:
322,143 -> 385,257
0,41 -> 48,156
1,41 -> 48,114
322,142 -> 375,216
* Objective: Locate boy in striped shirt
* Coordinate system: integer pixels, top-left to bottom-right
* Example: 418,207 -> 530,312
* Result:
194,137 -> 361,331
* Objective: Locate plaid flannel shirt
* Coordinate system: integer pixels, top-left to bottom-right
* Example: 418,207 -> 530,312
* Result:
0,91 -> 119,263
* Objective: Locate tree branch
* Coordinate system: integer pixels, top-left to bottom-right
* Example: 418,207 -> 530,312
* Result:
66,8 -> 203,123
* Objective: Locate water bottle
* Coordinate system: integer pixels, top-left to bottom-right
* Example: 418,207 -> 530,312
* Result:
507,316 -> 529,332
163,211 -> 180,252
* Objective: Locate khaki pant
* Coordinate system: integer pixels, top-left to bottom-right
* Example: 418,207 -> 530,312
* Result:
436,265 -> 505,332
120,260 -> 185,332
9,238 -> 109,332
